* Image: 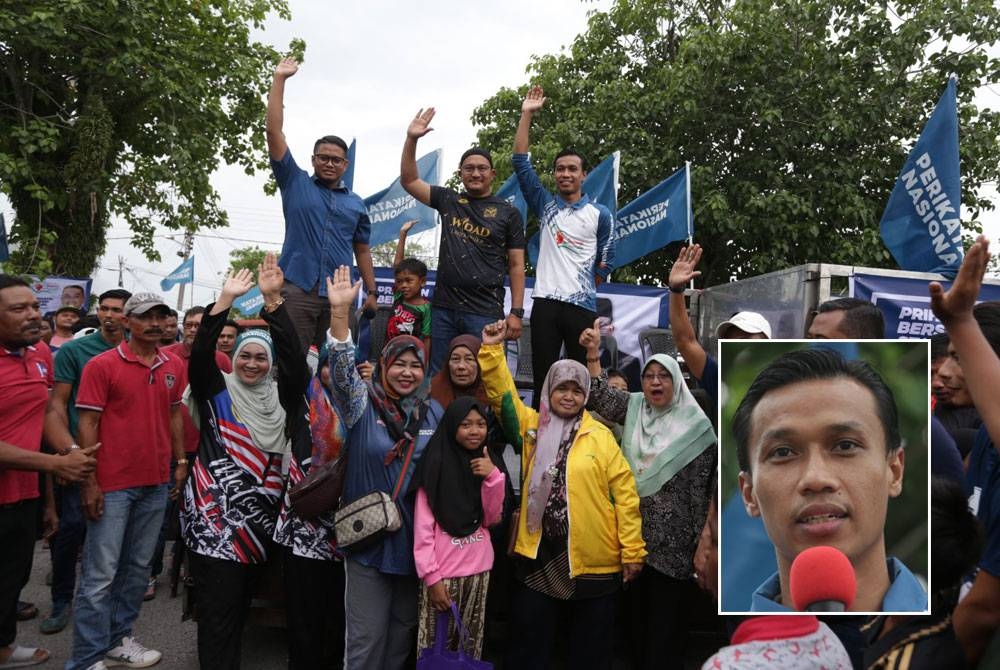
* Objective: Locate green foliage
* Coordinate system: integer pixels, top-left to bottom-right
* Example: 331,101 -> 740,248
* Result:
226,245 -> 279,279
473,0 -> 1000,285
718,341 -> 929,573
0,1 -> 302,277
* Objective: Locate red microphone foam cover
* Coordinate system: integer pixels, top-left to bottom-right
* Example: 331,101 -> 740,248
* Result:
789,545 -> 856,612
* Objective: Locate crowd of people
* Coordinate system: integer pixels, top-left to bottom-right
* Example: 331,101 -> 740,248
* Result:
0,53 -> 998,670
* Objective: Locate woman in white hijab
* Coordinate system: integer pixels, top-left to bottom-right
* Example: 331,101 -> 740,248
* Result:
581,321 -> 716,670
181,255 -> 309,670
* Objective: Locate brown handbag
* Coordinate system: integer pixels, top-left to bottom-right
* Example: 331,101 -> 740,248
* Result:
288,454 -> 348,521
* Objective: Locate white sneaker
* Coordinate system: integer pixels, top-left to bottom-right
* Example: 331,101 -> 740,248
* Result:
104,636 -> 162,668
84,662 -> 108,670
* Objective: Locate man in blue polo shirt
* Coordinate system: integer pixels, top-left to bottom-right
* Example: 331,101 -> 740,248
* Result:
732,348 -> 927,613
513,85 -> 615,408
267,56 -> 377,352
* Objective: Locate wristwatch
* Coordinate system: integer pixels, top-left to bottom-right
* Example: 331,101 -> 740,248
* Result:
509,307 -> 525,319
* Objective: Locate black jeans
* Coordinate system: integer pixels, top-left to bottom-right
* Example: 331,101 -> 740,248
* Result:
283,549 -> 345,670
529,298 -> 596,409
0,499 -> 38,647
506,581 -> 616,670
189,551 -> 262,670
628,566 -> 704,670
49,484 -> 85,609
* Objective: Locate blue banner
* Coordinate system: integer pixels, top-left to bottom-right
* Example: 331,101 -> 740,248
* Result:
495,173 -> 528,227
852,271 -> 1000,339
879,78 -> 963,278
611,164 -> 690,269
233,286 -> 264,315
160,256 -> 194,291
0,213 -> 8,262
342,139 -> 356,192
365,149 -> 441,248
527,152 -> 620,265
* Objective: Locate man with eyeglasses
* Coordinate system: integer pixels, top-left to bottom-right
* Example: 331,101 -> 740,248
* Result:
267,56 -> 377,353
401,108 -> 526,374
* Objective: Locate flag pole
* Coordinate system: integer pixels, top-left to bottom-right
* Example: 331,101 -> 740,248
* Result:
685,161 -> 694,290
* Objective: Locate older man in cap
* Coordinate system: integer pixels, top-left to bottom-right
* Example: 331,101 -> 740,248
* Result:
67,292 -> 186,670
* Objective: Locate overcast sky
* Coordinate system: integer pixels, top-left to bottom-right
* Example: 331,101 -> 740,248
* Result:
2,0 -> 997,307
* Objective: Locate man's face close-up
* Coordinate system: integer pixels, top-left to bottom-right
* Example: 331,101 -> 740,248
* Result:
60,286 -> 85,308
459,155 -> 495,197
311,143 -> 349,187
739,377 -> 903,574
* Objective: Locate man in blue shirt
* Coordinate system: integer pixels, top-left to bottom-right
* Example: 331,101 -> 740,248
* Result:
928,235 -> 1000,665
267,56 -> 377,352
732,347 -> 927,613
513,85 -> 615,408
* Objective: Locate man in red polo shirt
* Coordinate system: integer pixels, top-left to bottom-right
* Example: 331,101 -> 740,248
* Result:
0,275 -> 96,668
68,292 -> 186,670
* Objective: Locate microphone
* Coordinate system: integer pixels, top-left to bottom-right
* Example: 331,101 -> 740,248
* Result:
789,545 -> 856,612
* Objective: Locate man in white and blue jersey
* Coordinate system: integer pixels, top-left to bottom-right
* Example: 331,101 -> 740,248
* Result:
513,85 -> 615,408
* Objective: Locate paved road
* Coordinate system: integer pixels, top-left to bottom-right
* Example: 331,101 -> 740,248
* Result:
16,541 -> 288,670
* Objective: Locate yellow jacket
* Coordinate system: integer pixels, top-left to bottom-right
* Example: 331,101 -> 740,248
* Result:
478,344 -> 646,577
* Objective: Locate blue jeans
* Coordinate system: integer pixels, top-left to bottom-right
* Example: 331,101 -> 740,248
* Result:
50,484 -> 86,610
430,307 -> 496,375
67,484 -> 168,670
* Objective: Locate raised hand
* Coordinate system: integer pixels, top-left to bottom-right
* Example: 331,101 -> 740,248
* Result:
356,361 -> 374,381
578,318 -> 601,354
407,108 -> 435,139
257,252 -> 284,299
221,268 -> 255,300
400,220 -> 416,235
325,265 -> 361,310
274,56 -> 299,79
470,447 -> 495,478
930,235 -> 991,329
522,86 -> 546,114
668,244 -> 703,290
481,319 -> 508,346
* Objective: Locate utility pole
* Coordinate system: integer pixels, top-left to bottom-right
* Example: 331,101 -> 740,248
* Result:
117,256 -> 125,287
175,230 -> 194,311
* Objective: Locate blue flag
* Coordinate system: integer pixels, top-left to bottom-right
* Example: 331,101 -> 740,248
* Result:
365,149 -> 441,248
495,173 -> 528,226
527,151 -> 620,265
160,256 -> 194,291
879,78 -> 963,278
611,164 -> 691,269
233,286 -> 264,315
342,139 -> 357,192
0,213 -> 8,262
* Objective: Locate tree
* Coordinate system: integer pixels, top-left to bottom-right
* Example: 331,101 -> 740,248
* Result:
0,1 -> 303,277
226,245 -> 279,279
473,0 -> 1000,286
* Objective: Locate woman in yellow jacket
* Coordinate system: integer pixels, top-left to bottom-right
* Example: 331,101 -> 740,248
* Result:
478,320 -> 645,670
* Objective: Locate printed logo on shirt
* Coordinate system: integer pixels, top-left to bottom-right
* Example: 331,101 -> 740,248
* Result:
969,486 -> 982,516
451,529 -> 486,547
165,373 -> 176,389
483,206 -> 497,218
35,361 -> 48,379
458,197 -> 469,204
419,428 -> 435,437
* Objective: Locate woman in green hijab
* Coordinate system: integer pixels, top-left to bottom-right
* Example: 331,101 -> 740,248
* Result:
581,324 -> 716,670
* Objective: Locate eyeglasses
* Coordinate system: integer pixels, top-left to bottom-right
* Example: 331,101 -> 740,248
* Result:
460,165 -> 492,174
642,372 -> 671,382
313,154 -> 347,166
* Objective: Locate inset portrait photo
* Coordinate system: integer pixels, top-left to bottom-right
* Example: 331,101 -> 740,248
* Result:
718,340 -> 930,615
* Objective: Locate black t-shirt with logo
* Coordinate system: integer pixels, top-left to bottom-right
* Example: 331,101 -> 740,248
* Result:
429,186 -> 525,318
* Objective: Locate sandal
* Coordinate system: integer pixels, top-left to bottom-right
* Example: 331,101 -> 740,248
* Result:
15,603 -> 37,622
0,645 -> 51,668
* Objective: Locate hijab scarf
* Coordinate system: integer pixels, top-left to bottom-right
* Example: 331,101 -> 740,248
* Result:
525,359 -> 590,533
429,335 -> 488,408
622,354 -> 715,497
366,335 -> 431,465
410,397 -> 492,537
224,329 -> 290,456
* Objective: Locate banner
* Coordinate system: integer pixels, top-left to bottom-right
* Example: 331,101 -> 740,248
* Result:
852,271 -> 1000,338
365,149 -> 441,248
611,164 -> 690,269
342,139 -> 357,192
160,256 -> 194,291
233,286 -> 264,315
527,151 -> 620,265
31,276 -> 92,314
495,173 -> 528,227
879,78 -> 963,278
0,213 -> 8,262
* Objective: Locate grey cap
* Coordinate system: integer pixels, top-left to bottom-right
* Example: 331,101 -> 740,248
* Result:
123,292 -> 170,316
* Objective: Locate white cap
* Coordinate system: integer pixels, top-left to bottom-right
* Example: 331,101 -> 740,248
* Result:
716,311 -> 772,339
